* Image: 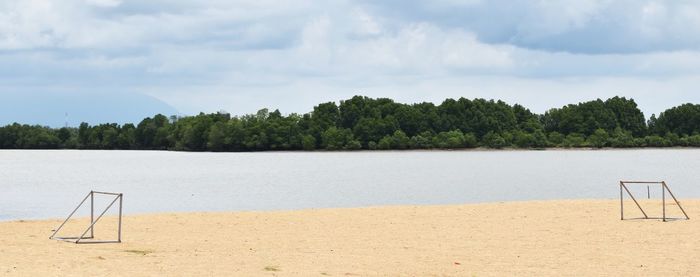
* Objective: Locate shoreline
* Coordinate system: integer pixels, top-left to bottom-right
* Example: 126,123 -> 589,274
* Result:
0,197 -> 691,223
2,199 -> 698,276
1,146 -> 699,154
2,198 -> 623,223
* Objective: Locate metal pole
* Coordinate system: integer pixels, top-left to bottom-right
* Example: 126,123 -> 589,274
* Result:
620,182 -> 624,220
662,184 -> 666,222
647,185 -> 650,199
118,194 -> 123,242
90,191 -> 94,238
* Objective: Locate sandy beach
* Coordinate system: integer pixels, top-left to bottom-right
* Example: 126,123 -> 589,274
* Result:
1,199 -> 698,276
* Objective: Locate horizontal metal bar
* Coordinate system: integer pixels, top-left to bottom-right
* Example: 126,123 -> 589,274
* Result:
53,238 -> 122,244
91,191 -> 122,196
76,240 -> 122,244
52,237 -> 78,241
52,236 -> 94,240
52,238 -> 80,243
620,181 -> 664,184
623,217 -> 688,221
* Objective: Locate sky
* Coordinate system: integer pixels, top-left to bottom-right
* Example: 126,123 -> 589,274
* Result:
2,0 -> 700,126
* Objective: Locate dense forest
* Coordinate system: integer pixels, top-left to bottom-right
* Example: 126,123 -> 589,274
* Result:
2,96 -> 700,151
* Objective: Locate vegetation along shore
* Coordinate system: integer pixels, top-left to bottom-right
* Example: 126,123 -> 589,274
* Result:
2,96 -> 700,151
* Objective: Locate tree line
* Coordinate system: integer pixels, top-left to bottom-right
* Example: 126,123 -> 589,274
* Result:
2,96 -> 700,151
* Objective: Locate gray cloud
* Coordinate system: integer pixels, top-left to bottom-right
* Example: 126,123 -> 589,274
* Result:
361,0 -> 700,54
0,0 -> 699,125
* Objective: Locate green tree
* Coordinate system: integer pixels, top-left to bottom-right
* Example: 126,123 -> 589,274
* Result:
207,122 -> 226,151
118,124 -> 136,149
345,139 -> 362,150
652,104 -> 700,136
563,133 -> 587,148
433,130 -> 475,149
390,130 -> 410,149
321,127 -> 354,150
548,131 -> 565,146
610,128 -> 634,148
378,136 -> 393,150
644,135 -> 670,147
101,126 -> 119,149
409,131 -> 433,149
532,130 -> 549,148
482,132 -> 507,149
301,135 -> 316,150
587,128 -> 610,148
78,122 -> 91,148
687,135 -> 700,147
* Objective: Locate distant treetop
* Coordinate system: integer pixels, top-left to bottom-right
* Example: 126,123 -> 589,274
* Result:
2,96 -> 700,151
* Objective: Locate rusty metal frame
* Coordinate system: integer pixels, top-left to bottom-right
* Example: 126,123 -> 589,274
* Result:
619,181 -> 689,222
49,191 -> 123,243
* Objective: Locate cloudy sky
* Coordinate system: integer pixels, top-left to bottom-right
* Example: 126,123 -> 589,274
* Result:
2,0 -> 700,126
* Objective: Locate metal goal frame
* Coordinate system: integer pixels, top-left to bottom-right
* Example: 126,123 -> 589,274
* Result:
49,191 -> 123,243
619,181 -> 689,222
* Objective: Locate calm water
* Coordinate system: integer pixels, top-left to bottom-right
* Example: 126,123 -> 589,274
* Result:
1,149 -> 698,221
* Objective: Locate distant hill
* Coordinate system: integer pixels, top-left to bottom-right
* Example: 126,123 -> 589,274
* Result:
0,92 -> 178,127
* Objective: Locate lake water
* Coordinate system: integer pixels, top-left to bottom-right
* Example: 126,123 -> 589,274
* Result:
1,149 -> 699,221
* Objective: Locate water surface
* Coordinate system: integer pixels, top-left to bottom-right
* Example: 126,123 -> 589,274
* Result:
1,149 -> 698,220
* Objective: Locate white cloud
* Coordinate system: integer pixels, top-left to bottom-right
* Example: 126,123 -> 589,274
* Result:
1,0 -> 700,122
85,0 -> 122,8
350,9 -> 382,37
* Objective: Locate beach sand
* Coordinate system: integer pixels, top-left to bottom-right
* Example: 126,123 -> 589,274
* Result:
1,199 -> 698,276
